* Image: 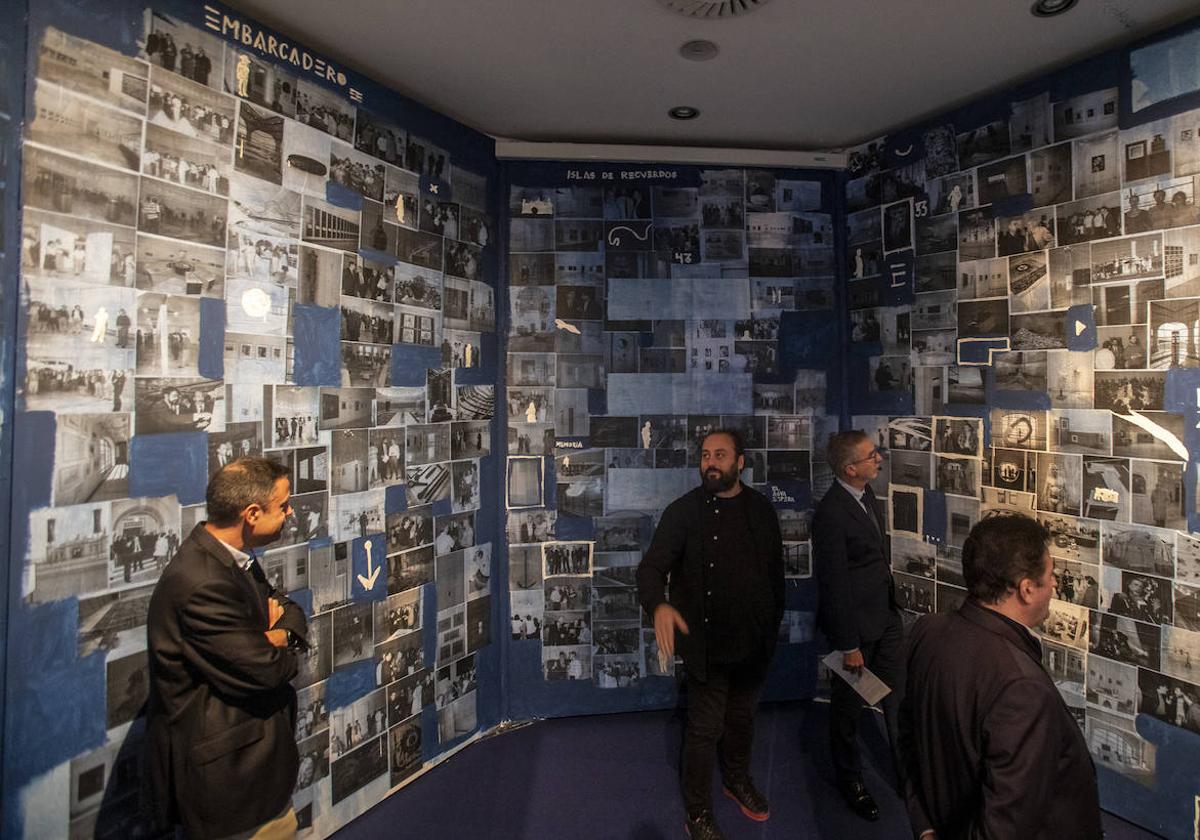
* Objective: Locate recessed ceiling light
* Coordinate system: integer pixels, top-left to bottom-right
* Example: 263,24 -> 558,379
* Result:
1031,0 -> 1077,17
669,106 -> 700,120
680,39 -> 719,61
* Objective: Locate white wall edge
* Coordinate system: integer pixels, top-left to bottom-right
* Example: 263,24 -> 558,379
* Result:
493,139 -> 847,170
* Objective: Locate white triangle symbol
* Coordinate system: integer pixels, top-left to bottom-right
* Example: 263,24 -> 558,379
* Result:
1075,320 -> 1086,336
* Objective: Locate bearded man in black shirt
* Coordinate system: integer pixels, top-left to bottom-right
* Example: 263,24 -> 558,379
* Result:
637,429 -> 784,840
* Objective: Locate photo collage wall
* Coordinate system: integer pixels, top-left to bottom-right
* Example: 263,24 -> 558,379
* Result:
10,5 -> 498,837
841,25 -> 1200,805
505,164 -> 837,688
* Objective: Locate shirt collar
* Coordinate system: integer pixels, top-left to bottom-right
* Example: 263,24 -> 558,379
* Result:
836,477 -> 866,502
217,537 -> 254,571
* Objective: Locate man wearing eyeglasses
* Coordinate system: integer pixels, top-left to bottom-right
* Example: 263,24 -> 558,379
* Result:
147,458 -> 308,839
813,430 -> 904,822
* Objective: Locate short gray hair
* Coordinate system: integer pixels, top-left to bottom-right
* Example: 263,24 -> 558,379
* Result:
826,430 -> 871,477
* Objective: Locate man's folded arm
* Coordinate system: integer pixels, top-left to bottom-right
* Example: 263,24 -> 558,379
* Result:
181,578 -> 299,698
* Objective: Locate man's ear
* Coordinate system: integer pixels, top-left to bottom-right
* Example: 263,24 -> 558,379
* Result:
1016,577 -> 1035,604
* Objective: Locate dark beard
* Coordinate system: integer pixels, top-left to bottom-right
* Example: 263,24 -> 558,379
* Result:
700,465 -> 738,494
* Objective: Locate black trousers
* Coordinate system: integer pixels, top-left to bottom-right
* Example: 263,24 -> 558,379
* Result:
829,611 -> 904,789
682,656 -> 768,816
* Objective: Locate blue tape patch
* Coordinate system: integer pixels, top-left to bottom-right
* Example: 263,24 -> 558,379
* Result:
197,297 -> 226,380
324,659 -> 378,711
4,599 -> 107,789
779,310 -> 840,371
922,490 -> 947,544
350,533 -> 388,603
554,513 -> 594,541
129,431 -> 209,505
16,412 -> 55,510
386,484 -> 408,514
292,305 -> 342,386
391,343 -> 442,386
325,181 -> 365,210
1065,304 -> 1097,351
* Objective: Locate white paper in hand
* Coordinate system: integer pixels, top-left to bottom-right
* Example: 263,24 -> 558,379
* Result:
822,651 -> 892,706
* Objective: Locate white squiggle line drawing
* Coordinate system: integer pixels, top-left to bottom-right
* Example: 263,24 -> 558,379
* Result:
607,224 -> 650,247
894,144 -> 914,157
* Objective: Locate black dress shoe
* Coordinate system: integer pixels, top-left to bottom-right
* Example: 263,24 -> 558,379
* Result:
722,777 -> 770,821
684,809 -> 726,840
839,780 -> 880,822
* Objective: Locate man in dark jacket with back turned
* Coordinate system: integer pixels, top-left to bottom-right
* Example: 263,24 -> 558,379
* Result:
637,429 -> 784,840
813,429 -> 904,821
147,458 -> 308,839
901,514 -> 1101,840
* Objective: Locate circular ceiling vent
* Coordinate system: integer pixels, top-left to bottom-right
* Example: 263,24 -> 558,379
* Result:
657,0 -> 769,19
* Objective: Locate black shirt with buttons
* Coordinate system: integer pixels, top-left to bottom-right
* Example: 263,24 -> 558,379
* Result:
704,491 -> 777,663
637,483 -> 785,680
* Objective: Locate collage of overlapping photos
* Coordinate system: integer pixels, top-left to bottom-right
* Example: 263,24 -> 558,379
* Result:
505,170 -> 836,685
843,30 -> 1200,791
19,11 -> 495,835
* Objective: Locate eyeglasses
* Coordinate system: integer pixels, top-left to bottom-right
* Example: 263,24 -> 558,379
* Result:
850,448 -> 886,465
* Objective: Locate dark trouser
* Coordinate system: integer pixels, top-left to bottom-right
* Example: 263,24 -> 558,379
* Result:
682,656 -> 768,816
829,612 -> 904,789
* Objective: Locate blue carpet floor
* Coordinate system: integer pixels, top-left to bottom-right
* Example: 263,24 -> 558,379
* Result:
334,700 -> 1164,839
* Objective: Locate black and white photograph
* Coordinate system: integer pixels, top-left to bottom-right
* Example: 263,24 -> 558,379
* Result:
138,177 -> 227,248
23,145 -> 139,227
25,502 -> 112,603
1100,567 -> 1172,624
434,511 -> 475,556
331,141 -> 386,202
376,386 -> 426,427
144,120 -> 229,195
1073,129 -> 1121,198
330,488 -> 385,542
388,545 -> 435,594
1112,412 -> 1186,461
135,293 -> 201,377
149,64 -> 235,144
452,459 -> 481,513
1094,370 -> 1166,413
389,720 -> 423,787
933,417 -> 981,457
881,198 -> 913,254
332,601 -> 375,669
1029,142 -> 1073,207
1103,521 -> 1175,577
134,377 -> 221,435
1056,192 -> 1122,245
39,26 -> 149,114
303,195 -> 361,252
21,207 -> 138,288
29,81 -> 143,171
135,232 -> 225,297
331,732 -> 388,807
1090,610 -> 1161,670
1041,600 -> 1089,650
1129,459 -> 1185,530
109,495 -> 181,589
506,455 -> 544,509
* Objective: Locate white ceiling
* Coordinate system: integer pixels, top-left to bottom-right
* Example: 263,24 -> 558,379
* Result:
230,0 -> 1200,152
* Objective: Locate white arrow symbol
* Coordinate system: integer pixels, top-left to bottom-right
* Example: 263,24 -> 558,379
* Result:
356,538 -> 381,590
1075,320 -> 1086,336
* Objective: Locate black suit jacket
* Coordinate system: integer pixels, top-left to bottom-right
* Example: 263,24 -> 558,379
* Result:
146,524 -> 308,839
812,480 -> 895,650
637,484 -> 784,682
900,600 -> 1102,839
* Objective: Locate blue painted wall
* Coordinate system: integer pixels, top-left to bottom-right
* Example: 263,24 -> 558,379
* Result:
841,13 -> 1200,839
